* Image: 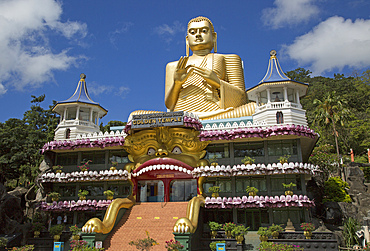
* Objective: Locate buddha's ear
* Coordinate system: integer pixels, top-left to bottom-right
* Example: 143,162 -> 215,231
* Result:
186,36 -> 189,57
213,32 -> 217,53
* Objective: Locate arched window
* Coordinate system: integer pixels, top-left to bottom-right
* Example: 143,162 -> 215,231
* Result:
276,112 -> 284,124
65,128 -> 71,139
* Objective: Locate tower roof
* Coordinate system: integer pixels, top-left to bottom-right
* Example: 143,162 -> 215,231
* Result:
52,73 -> 107,115
259,50 -> 290,83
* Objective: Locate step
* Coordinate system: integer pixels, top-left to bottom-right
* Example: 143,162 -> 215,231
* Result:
104,202 -> 188,251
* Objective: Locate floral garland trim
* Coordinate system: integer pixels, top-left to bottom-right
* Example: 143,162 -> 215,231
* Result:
39,169 -> 128,183
205,194 -> 315,209
192,162 -> 320,177
40,136 -> 125,153
199,124 -> 317,141
39,199 -> 112,211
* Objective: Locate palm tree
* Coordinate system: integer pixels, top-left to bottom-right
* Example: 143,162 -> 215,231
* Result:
313,92 -> 349,177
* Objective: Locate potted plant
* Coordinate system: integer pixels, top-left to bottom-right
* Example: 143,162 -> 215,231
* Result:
208,221 -> 222,239
222,222 -> 236,239
245,186 -> 258,197
242,156 -> 255,165
282,182 -> 296,196
165,239 -> 184,251
50,224 -> 64,242
208,186 -> 220,198
209,241 -> 225,251
231,225 -> 249,244
32,222 -> 46,238
48,192 -> 61,202
78,160 -> 91,172
69,225 -> 81,240
209,156 -> 218,167
301,222 -> 315,239
52,165 -> 63,173
129,231 -> 158,250
257,227 -> 271,242
110,161 -> 118,171
78,189 -> 89,200
278,155 -> 290,164
268,224 -> 283,239
104,190 -> 115,200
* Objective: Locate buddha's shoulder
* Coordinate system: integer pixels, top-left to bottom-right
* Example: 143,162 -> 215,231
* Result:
217,53 -> 242,61
166,60 -> 178,70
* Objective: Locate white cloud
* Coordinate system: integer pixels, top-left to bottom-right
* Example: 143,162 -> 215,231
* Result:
262,0 -> 319,29
89,82 -> 130,99
0,83 -> 6,95
283,16 -> 370,75
153,21 -> 184,40
109,22 -> 134,47
0,0 -> 87,94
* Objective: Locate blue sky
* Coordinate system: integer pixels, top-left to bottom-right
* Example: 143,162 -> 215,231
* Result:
0,0 -> 370,124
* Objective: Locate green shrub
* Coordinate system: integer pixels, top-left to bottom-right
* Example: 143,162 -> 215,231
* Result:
361,166 -> 370,182
258,242 -> 303,250
323,177 -> 351,202
343,217 -> 360,248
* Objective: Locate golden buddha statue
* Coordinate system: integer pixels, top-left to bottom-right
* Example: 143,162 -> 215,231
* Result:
131,16 -> 255,120
164,16 -> 255,120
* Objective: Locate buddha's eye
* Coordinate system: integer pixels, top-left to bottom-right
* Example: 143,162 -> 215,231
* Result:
202,28 -> 208,33
147,148 -> 156,156
172,146 -> 182,154
189,29 -> 196,35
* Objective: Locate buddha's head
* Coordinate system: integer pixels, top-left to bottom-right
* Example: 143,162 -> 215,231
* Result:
186,16 -> 217,54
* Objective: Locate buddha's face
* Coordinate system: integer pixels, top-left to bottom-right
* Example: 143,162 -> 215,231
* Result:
187,20 -> 214,52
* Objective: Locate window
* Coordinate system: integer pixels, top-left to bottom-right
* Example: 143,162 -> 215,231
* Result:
235,177 -> 267,193
170,180 -> 197,202
204,209 -> 233,224
267,140 -> 297,156
276,112 -> 284,124
288,88 -> 296,103
270,174 -> 302,192
108,182 -> 131,197
79,109 -> 90,121
109,150 -> 129,164
259,91 -> 268,105
204,178 -> 232,194
65,128 -> 71,139
272,208 -> 304,225
237,209 -> 269,230
271,88 -> 284,102
56,152 -> 78,166
66,107 -> 77,120
206,144 -> 230,159
80,184 -> 104,197
234,141 -> 264,157
56,184 -> 76,197
82,151 -> 106,165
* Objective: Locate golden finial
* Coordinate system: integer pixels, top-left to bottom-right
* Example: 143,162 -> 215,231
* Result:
270,50 -> 277,59
80,73 -> 86,81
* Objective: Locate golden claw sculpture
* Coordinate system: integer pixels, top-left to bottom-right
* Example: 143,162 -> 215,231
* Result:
82,196 -> 135,234
173,195 -> 205,233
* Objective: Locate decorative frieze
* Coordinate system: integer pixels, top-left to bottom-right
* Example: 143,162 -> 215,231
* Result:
192,162 -> 320,177
39,199 -> 112,211
39,169 -> 128,183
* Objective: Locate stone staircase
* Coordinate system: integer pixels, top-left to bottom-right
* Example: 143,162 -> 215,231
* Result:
104,202 -> 188,251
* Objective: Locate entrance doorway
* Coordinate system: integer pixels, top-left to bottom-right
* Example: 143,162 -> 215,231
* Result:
137,180 -> 164,202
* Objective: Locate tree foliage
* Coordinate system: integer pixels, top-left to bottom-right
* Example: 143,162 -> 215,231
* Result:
286,68 -> 370,161
0,95 -> 59,185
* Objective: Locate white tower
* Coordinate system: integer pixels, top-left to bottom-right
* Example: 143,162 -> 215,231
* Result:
52,74 -> 107,140
247,50 -> 308,126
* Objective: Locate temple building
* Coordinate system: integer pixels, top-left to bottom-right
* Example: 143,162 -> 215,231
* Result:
38,49 -> 319,250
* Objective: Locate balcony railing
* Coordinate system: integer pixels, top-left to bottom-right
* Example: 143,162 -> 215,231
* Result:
58,120 -> 99,129
256,101 -> 302,112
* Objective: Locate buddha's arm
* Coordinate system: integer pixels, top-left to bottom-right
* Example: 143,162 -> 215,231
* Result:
165,62 -> 179,111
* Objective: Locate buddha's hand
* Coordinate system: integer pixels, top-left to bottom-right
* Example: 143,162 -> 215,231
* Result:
174,56 -> 194,87
82,218 -> 103,233
192,65 -> 220,88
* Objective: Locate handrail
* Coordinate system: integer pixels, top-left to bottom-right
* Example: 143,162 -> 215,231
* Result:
161,195 -> 167,208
